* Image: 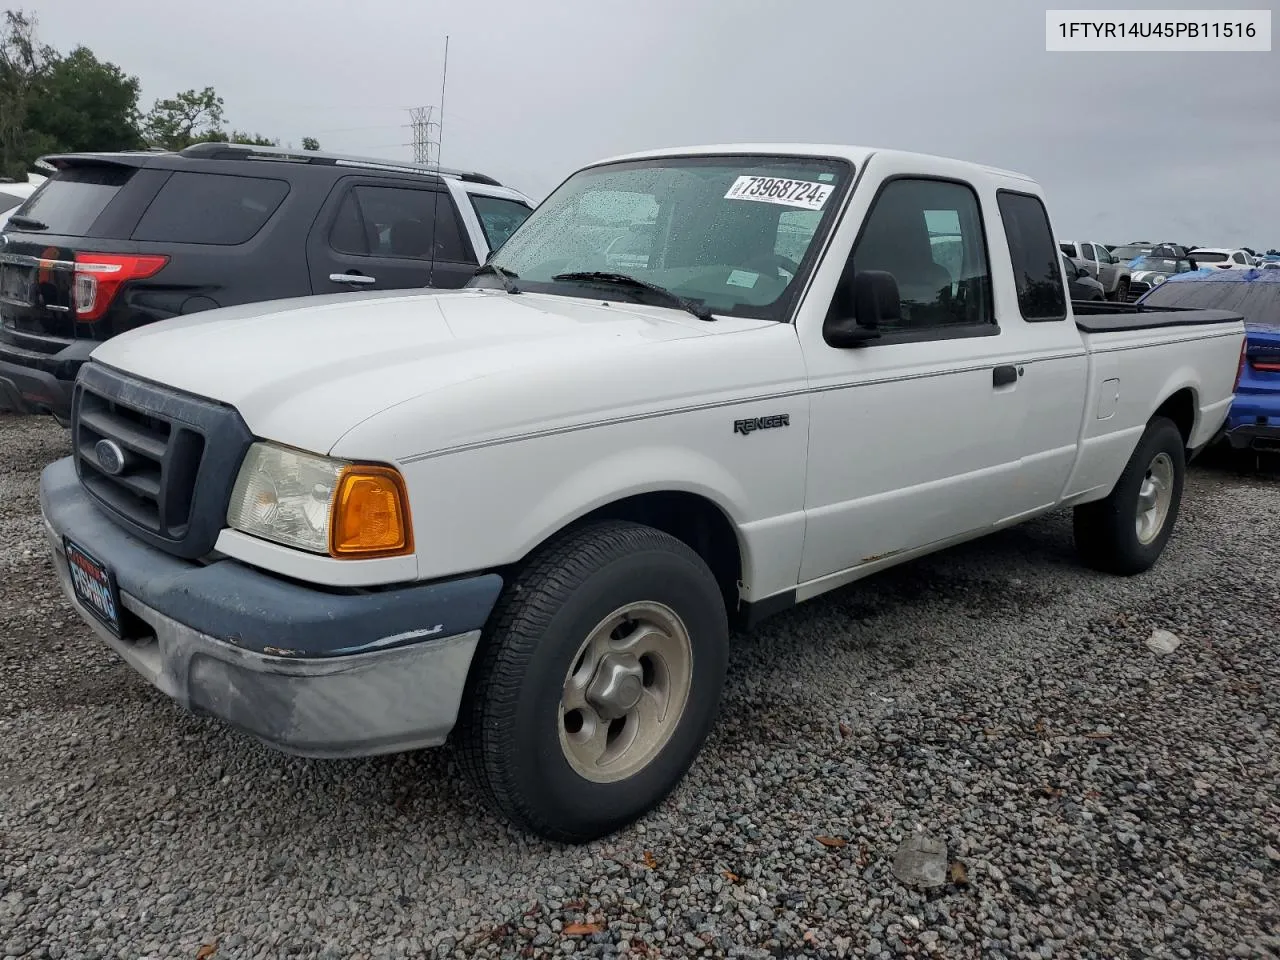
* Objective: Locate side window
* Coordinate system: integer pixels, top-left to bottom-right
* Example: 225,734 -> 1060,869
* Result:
328,189 -> 367,254
997,190 -> 1067,322
1059,242 -> 1076,257
337,185 -> 472,262
131,172 -> 288,245
468,195 -> 532,252
1081,242 -> 1096,260
848,178 -> 993,333
1096,246 -> 1113,264
1233,251 -> 1248,264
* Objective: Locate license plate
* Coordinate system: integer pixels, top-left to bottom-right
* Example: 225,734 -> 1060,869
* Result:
0,261 -> 33,306
64,538 -> 122,637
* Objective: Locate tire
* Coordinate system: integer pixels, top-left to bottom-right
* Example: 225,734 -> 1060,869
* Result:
1073,416 -> 1185,575
1109,277 -> 1130,302
458,520 -> 729,842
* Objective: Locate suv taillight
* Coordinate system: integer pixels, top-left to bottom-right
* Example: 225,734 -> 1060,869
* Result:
73,253 -> 169,322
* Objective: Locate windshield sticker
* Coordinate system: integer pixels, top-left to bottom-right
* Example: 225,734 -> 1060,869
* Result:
724,176 -> 833,211
726,269 -> 759,289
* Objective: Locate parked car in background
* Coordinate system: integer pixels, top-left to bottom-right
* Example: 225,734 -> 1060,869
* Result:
1110,241 -> 1192,266
1059,239 -> 1132,300
0,175 -> 43,232
1186,247 -> 1255,270
1125,252 -> 1198,301
38,142 -> 1244,842
0,143 -> 533,422
1063,254 -> 1105,300
1138,269 -> 1280,453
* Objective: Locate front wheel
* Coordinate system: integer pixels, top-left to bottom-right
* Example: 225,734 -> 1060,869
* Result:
1073,416 -> 1186,575
458,520 -> 729,842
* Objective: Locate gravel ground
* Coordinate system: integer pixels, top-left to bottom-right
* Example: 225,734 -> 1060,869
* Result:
1,412 -> 1277,960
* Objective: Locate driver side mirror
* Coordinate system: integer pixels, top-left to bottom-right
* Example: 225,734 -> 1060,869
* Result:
823,270 -> 899,348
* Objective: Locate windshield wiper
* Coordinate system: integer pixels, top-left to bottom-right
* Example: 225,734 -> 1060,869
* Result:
470,262 -> 520,294
6,215 -> 48,231
551,271 -> 715,322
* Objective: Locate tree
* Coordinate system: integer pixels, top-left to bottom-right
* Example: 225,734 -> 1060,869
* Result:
2,11 -> 289,171
33,46 -> 143,154
198,129 -> 279,147
301,137 -> 320,151
0,9 -> 56,178
142,86 -> 223,150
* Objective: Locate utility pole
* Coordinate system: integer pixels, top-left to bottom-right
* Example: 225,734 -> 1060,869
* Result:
407,105 -> 439,167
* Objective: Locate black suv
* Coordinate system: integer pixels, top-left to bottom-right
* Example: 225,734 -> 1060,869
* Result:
0,143 -> 533,422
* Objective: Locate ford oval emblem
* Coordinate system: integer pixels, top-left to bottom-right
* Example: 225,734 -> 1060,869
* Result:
94,439 -> 126,475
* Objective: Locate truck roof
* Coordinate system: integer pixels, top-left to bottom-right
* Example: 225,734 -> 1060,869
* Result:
591,143 -> 1037,184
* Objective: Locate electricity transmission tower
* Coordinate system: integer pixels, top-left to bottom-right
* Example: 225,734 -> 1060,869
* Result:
408,106 -> 440,167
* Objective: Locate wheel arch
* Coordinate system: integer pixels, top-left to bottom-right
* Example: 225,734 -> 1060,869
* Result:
1152,384 -> 1198,449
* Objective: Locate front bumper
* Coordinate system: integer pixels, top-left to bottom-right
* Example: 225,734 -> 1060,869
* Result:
40,456 -> 504,758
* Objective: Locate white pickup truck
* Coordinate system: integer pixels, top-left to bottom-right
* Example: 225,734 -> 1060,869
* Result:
40,143 -> 1246,842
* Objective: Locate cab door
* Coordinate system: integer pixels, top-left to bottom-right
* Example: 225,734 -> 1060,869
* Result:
796,165 -> 1030,584
306,176 -> 480,294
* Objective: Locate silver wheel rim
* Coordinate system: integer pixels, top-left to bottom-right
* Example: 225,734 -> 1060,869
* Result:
1136,452 -> 1174,545
558,601 -> 693,783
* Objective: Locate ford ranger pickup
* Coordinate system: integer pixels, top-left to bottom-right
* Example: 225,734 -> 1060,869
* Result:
39,144 -> 1247,842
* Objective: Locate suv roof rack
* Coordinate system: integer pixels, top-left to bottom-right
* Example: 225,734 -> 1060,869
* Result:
177,142 -> 504,186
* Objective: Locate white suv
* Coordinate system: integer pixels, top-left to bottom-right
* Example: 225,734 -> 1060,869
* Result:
1188,247 -> 1256,270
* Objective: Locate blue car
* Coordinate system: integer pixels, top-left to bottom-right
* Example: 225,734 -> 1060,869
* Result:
1137,267 -> 1280,452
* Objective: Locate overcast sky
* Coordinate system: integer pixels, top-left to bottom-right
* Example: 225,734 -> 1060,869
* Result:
24,0 -> 1279,247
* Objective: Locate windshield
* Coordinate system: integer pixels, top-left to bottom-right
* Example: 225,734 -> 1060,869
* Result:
1111,245 -> 1150,261
480,154 -> 852,320
1189,250 -> 1229,263
1134,258 -> 1182,273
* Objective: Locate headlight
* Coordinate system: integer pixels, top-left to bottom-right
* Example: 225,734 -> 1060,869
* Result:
1152,274 -> 1166,284
227,442 -> 413,558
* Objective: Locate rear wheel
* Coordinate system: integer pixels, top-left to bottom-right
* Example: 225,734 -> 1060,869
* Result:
458,520 -> 729,842
1073,416 -> 1185,575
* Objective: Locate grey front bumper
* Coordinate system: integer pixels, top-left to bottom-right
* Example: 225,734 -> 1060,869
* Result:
40,457 -> 504,759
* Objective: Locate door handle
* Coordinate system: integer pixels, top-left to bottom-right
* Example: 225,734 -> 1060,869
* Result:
993,364 -> 1020,387
330,272 -> 376,284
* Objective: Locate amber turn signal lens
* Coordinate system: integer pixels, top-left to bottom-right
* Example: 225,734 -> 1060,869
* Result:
329,466 -> 413,558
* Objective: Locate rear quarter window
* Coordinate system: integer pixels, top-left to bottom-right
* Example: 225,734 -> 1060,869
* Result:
13,165 -> 133,235
997,190 -> 1067,322
469,194 -> 533,251
131,172 -> 289,245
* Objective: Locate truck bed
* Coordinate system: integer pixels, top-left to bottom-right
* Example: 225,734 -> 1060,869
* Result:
1071,300 -> 1243,334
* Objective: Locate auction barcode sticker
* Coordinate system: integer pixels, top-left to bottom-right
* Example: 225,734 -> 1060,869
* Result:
1047,9 -> 1271,51
724,176 -> 833,211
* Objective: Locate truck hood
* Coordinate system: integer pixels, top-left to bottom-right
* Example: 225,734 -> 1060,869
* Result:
90,288 -> 766,454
